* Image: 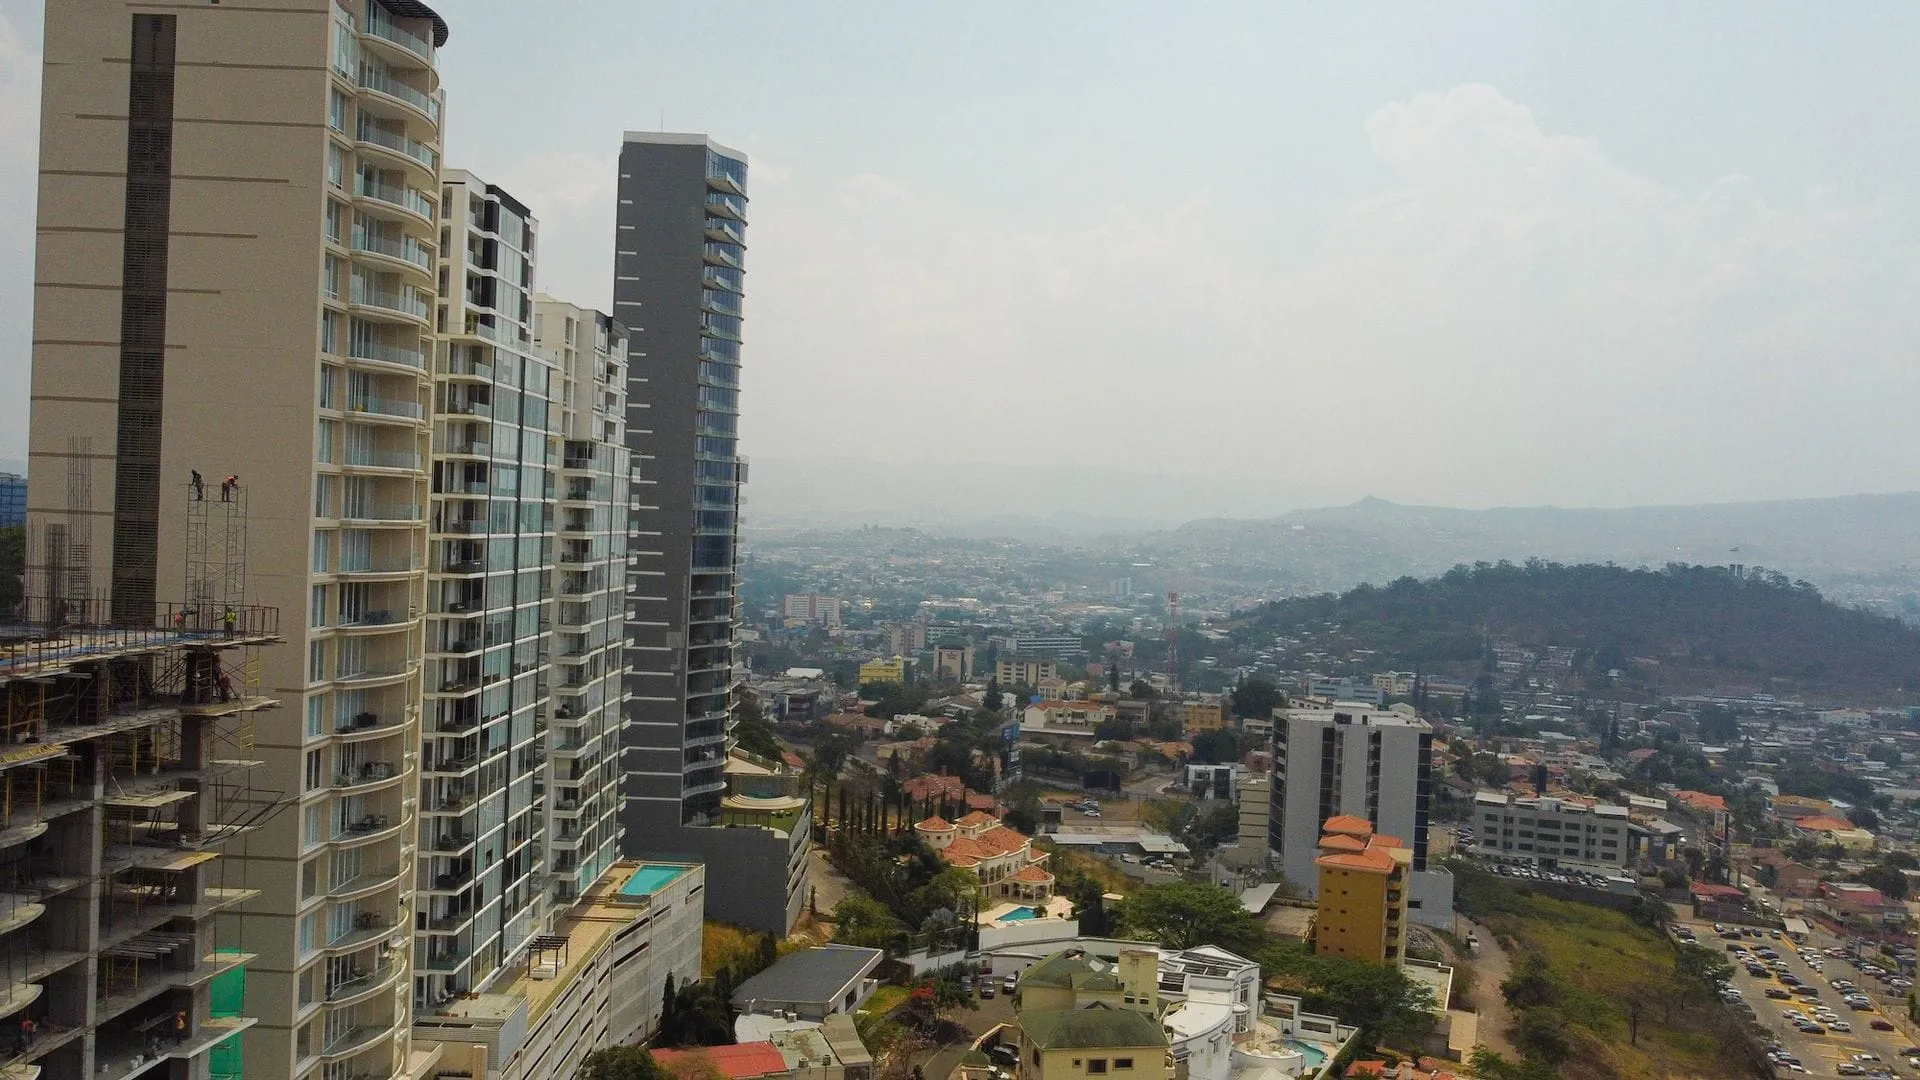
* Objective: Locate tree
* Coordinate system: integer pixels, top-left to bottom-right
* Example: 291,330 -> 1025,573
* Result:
983,679 -> 1003,712
831,894 -> 906,950
1118,881 -> 1267,953
733,695 -> 782,760
1190,729 -> 1240,765
1511,1005 -> 1575,1065
1108,663 -> 1122,693
1673,944 -> 1734,996
811,733 -> 854,781
1230,678 -> 1281,721
1128,679 -> 1156,701
579,1045 -> 665,1080
1188,802 -> 1240,848
1297,953 -> 1436,1048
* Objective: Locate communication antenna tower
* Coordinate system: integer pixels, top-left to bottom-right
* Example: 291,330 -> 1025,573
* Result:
1165,591 -> 1181,692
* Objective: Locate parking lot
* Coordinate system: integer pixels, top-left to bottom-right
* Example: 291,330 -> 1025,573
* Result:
1679,916 -> 1920,1077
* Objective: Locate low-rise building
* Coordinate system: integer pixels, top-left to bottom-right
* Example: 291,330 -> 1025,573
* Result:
1813,882 -> 1907,927
1792,815 -> 1876,853
918,810 -> 1055,901
1183,697 -> 1228,735
1222,774 -> 1272,868
730,945 -> 885,1023
1018,1006 -> 1174,1080
414,861 -> 705,1080
859,656 -> 914,687
1022,700 -> 1114,742
1472,790 -> 1631,870
1312,817 -> 1411,968
1185,762 -> 1242,800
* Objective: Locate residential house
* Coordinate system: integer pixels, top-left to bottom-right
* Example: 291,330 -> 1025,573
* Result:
730,945 -> 886,1022
917,811 -> 1055,901
1793,815 -> 1876,853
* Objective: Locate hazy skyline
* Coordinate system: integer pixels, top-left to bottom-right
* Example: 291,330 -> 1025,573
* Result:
3,1 -> 1917,514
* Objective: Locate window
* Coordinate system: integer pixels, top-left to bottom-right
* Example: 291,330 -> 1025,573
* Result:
305,749 -> 323,791
322,253 -> 340,299
309,640 -> 325,682
303,803 -> 323,847
316,420 -> 334,464
314,475 -> 333,518
328,88 -> 348,132
324,198 -> 343,243
1088,1062 -> 1108,1075
312,530 -> 331,573
307,696 -> 324,738
301,859 -> 319,900
298,910 -> 318,956
310,585 -> 326,627
1116,1060 -> 1135,1070
319,364 -> 338,410
320,310 -> 337,355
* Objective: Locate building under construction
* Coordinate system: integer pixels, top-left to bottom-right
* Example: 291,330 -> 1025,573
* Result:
0,596 -> 280,1080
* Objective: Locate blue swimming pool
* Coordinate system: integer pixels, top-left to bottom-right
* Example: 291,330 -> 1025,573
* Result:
998,906 -> 1040,921
1285,1041 -> 1327,1069
620,864 -> 692,898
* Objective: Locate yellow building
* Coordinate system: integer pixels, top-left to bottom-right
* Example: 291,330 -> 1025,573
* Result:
1013,947 -> 1160,1014
917,810 -> 1055,901
1181,697 -> 1227,735
1311,816 -> 1412,968
1016,1006 -> 1173,1080
859,655 -> 913,686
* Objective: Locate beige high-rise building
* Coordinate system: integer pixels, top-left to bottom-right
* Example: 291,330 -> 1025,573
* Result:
27,3 -> 450,1079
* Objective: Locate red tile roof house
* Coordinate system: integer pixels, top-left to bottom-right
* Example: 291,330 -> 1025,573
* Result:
654,1045 -> 793,1080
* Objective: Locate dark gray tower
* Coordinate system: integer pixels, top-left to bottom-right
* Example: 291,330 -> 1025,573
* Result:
612,133 -> 808,932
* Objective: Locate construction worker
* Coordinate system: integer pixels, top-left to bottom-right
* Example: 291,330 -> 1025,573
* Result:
172,609 -> 186,630
189,470 -> 204,501
173,1010 -> 186,1044
222,608 -> 237,636
220,475 -> 238,502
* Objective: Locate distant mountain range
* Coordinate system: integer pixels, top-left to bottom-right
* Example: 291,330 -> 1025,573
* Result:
1136,492 -> 1920,619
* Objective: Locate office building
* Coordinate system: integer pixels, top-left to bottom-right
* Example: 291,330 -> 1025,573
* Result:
417,170 -> 554,1005
1304,679 -> 1385,706
613,133 -> 808,932
886,622 -> 927,656
931,643 -> 974,680
994,659 -> 1057,689
27,3 -> 448,1077
533,295 -> 634,905
1005,634 -> 1081,658
0,473 -> 23,528
1268,704 -> 1452,926
1311,816 -> 1411,968
0,608 -> 277,1079
1470,791 -> 1631,871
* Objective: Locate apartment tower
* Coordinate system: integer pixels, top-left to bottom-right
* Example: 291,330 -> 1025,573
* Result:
1268,704 -> 1453,927
531,294 -> 633,904
418,172 -> 553,1007
27,4 -> 449,1078
612,134 -> 809,932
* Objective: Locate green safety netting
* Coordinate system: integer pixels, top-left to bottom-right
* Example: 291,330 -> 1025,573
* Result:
209,949 -> 247,1080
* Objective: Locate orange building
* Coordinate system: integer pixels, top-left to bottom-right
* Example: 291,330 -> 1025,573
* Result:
1312,816 -> 1412,967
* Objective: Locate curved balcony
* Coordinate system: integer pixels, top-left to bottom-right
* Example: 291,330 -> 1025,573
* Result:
328,816 -> 406,850
350,230 -> 434,282
0,895 -> 45,938
0,822 -> 50,852
326,957 -> 404,1007
332,711 -> 409,742
331,763 -> 404,796
347,277 -> 432,327
357,66 -> 440,127
329,864 -> 405,904
0,981 -> 43,1021
333,556 -> 420,581
354,118 -> 437,179
339,502 -> 423,528
352,177 -> 435,228
437,351 -> 493,383
331,662 -> 418,690
345,338 -> 428,374
317,1018 -> 392,1061
361,4 -> 438,65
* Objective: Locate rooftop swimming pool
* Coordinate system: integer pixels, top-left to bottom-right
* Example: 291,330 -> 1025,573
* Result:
620,864 -> 693,898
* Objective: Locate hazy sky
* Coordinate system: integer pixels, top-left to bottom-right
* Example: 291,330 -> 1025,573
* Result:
2,2 -> 1918,512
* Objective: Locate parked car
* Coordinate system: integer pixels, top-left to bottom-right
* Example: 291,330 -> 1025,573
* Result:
980,983 -> 996,999
1873,1019 -> 1897,1031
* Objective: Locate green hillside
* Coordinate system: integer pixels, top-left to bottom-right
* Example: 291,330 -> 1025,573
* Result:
1241,560 -> 1920,694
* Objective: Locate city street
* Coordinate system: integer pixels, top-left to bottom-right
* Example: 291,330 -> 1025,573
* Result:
1677,912 -> 1919,1076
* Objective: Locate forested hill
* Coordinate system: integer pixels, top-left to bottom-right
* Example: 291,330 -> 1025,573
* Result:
1242,561 -> 1920,695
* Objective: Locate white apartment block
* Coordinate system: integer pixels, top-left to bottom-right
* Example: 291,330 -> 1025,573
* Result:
1472,791 -> 1632,870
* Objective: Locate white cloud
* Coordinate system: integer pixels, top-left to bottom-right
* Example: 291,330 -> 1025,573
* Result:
734,83 -> 1920,508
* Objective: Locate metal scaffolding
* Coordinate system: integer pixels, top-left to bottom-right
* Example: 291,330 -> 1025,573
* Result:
183,480 -> 248,636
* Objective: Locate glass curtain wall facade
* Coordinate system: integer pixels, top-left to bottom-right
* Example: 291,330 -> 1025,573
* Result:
612,134 -> 807,934
419,171 -> 555,1007
533,296 -> 633,903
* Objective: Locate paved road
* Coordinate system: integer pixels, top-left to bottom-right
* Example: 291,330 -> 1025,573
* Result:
1679,914 -> 1918,1076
